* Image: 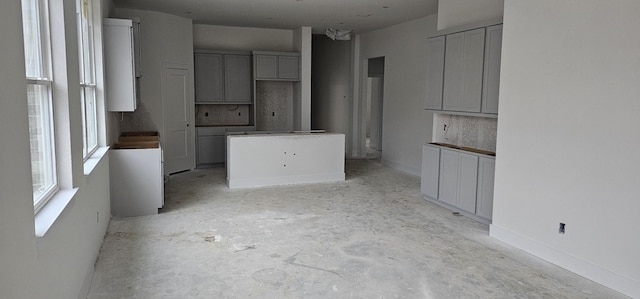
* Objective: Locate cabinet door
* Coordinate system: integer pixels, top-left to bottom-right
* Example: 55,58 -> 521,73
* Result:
278,56 -> 299,80
421,145 -> 441,199
425,36 -> 445,110
482,25 -> 503,114
443,29 -> 485,113
224,55 -> 251,103
476,157 -> 495,220
255,55 -> 278,79
197,135 -> 225,165
457,152 -> 479,214
195,54 -> 223,102
442,32 -> 464,111
104,19 -> 136,111
439,149 -> 459,207
460,28 -> 485,113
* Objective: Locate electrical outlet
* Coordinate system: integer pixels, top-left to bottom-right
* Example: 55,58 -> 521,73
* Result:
444,124 -> 447,131
559,223 -> 565,234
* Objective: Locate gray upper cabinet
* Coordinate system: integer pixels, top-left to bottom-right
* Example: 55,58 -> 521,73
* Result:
194,51 -> 251,104
426,23 -> 502,116
255,55 -> 278,79
277,56 -> 300,80
482,25 -> 503,114
224,55 -> 251,103
425,36 -> 445,110
421,144 -> 441,199
443,28 -> 485,113
254,51 -> 300,81
195,53 -> 223,103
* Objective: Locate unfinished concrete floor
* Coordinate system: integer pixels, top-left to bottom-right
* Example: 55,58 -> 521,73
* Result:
87,159 -> 627,298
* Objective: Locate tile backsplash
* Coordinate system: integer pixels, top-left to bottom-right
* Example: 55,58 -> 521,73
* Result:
433,114 -> 497,152
195,104 -> 250,126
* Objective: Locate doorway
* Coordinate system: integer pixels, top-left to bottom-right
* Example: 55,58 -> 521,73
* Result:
162,63 -> 193,174
366,57 -> 384,160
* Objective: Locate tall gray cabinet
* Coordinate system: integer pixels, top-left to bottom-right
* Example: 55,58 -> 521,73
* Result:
425,23 -> 503,115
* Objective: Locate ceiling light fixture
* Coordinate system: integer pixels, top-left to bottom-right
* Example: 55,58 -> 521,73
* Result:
325,28 -> 352,41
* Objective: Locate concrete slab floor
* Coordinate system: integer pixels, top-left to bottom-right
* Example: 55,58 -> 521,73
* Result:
87,160 -> 628,298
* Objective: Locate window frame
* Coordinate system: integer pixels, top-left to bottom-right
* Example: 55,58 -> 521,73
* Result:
21,0 -> 58,213
76,0 -> 98,159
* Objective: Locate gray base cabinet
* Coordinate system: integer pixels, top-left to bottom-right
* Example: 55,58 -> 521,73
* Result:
421,144 -> 495,222
196,126 -> 255,167
421,145 -> 441,199
476,157 -> 496,220
439,149 -> 478,214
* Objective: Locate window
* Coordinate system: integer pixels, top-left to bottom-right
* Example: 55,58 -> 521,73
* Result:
77,0 -> 98,158
21,0 -> 58,212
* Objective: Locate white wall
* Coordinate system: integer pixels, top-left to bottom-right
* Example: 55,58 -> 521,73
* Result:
0,0 -> 111,298
311,35 -> 352,135
358,15 -> 436,175
437,0 -> 504,29
490,1 -> 640,297
193,24 -> 293,51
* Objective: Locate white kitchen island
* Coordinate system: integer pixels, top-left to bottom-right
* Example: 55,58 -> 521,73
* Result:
226,132 -> 345,188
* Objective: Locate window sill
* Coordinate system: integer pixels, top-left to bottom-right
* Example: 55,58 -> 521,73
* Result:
34,188 -> 79,237
83,146 -> 110,175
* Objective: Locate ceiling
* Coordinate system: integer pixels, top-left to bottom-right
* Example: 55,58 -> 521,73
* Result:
112,0 -> 439,34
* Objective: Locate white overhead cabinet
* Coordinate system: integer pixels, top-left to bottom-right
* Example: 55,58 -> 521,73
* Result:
194,51 -> 252,104
104,18 -> 141,112
254,51 -> 300,81
425,23 -> 502,115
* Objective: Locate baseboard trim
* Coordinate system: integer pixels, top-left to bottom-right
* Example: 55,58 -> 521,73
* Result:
227,172 -> 345,189
381,159 -> 421,177
490,224 -> 640,298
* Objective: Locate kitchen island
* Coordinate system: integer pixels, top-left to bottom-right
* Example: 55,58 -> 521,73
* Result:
226,132 -> 345,188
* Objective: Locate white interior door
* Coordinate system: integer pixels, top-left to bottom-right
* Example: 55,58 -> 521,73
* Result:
162,64 -> 192,174
369,77 -> 383,150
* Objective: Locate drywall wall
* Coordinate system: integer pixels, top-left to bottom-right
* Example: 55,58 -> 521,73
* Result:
113,8 -> 195,173
491,1 -> 640,297
437,0 -> 504,30
358,15 -> 436,176
193,24 -> 293,51
0,0 -> 111,297
311,34 -> 351,135
292,27 -> 312,131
